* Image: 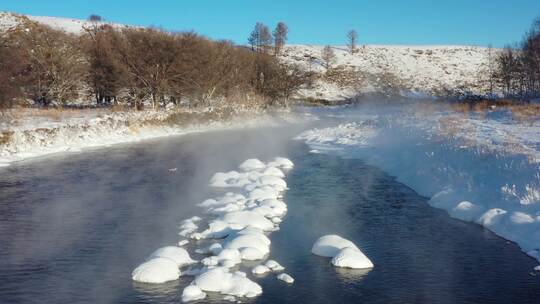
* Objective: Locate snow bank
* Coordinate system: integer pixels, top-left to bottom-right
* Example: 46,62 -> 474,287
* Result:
298,105 -> 540,262
0,108 -> 298,168
312,235 -> 373,269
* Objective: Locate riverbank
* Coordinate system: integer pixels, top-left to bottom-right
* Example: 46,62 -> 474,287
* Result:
0,105 -> 306,167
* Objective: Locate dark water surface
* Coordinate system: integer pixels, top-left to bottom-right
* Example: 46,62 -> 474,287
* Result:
0,125 -> 539,303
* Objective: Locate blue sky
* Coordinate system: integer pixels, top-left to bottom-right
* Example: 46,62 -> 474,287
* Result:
2,0 -> 540,47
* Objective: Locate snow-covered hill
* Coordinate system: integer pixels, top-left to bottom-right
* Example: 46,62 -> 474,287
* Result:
0,12 -> 495,101
280,45 -> 494,101
0,11 -> 131,34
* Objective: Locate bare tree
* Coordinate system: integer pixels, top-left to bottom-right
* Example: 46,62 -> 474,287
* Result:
273,22 -> 288,55
486,44 -> 495,96
347,30 -> 358,54
9,20 -> 87,106
83,24 -> 127,105
0,33 -> 25,108
88,14 -> 103,22
321,45 -> 336,69
259,24 -> 273,54
248,24 -> 259,51
248,22 -> 272,54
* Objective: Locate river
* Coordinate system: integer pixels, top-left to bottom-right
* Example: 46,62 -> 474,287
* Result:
1,108 -> 539,303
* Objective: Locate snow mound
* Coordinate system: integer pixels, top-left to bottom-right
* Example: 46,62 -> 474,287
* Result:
277,273 -> 294,284
193,267 -> 262,298
331,247 -> 374,269
132,257 -> 180,284
264,260 -> 285,272
252,265 -> 271,275
239,159 -> 266,171
138,157 -> 293,302
262,167 -> 285,178
221,210 -> 275,231
223,229 -> 271,261
149,246 -> 197,267
312,235 -> 373,269
181,285 -> 207,302
311,235 -> 360,257
449,201 -> 484,222
267,157 -> 294,170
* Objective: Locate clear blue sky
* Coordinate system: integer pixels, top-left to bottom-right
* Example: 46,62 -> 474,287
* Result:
2,0 -> 540,47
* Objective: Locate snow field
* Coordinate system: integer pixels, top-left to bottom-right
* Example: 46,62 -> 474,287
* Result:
131,157 -> 295,302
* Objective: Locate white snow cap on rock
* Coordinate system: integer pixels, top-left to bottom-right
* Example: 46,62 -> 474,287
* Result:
149,246 -> 197,267
267,157 -> 294,170
277,273 -> 294,284
132,257 -> 180,284
138,156 -> 294,302
331,247 -> 374,269
252,264 -> 271,275
312,235 -> 373,269
239,159 -> 266,171
181,285 -> 207,302
264,259 -> 285,271
193,267 -> 262,298
311,235 -> 360,257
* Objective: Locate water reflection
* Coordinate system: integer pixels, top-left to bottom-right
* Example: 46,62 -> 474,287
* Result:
334,267 -> 372,283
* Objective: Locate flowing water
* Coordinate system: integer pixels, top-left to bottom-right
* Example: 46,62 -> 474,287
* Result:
0,115 -> 539,304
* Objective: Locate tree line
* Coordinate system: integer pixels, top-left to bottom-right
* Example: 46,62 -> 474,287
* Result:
0,16 -> 309,109
247,21 -> 289,55
493,18 -> 540,100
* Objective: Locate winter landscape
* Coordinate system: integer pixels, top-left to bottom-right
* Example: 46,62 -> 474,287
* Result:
1,1 -> 540,304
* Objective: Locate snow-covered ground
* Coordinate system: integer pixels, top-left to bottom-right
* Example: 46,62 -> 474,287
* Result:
0,107 -> 302,167
280,44 -> 493,101
297,103 -> 540,265
0,11 -> 132,34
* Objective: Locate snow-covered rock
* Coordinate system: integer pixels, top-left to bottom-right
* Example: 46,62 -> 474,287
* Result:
264,260 -> 285,272
132,258 -> 180,284
193,267 -> 262,298
252,265 -> 271,275
267,157 -> 294,170
221,210 -> 275,231
312,235 -> 373,269
311,235 -> 360,257
149,246 -> 197,267
449,201 -> 484,222
239,159 -> 266,171
181,284 -> 207,302
277,273 -> 294,284
331,247 -> 374,269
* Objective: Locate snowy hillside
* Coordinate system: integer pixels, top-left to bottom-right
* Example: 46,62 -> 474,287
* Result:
0,12 -> 494,102
280,45 -> 494,101
0,11 -> 131,34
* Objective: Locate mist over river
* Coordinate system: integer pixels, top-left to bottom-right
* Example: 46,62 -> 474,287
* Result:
1,104 -> 539,303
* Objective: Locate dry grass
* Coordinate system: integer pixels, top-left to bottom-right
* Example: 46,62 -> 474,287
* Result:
449,100 -> 540,121
0,131 -> 13,145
